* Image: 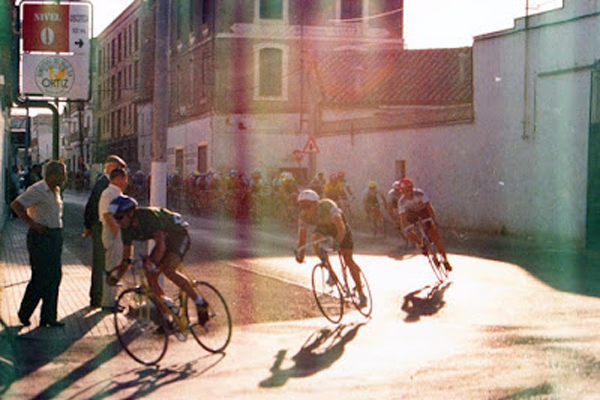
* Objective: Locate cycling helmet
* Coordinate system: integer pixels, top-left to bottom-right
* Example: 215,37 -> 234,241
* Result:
368,181 -> 377,189
392,180 -> 401,190
398,177 -> 414,190
108,195 -> 138,215
337,171 -> 345,178
297,189 -> 320,203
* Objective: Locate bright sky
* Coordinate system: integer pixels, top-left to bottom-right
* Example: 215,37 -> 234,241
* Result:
90,0 -> 562,48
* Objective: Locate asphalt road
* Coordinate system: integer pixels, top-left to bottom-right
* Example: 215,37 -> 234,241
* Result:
4,193 -> 600,399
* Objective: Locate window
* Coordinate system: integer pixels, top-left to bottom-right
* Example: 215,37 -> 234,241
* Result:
257,47 -> 284,98
191,0 -> 211,31
134,19 -> 139,52
341,0 -> 363,20
255,0 -> 287,23
175,148 -> 184,175
197,145 -> 207,173
260,0 -> 282,19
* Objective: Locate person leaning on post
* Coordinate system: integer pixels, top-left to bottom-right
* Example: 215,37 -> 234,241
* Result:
11,160 -> 67,328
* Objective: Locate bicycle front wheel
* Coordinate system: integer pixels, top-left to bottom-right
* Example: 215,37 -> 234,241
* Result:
187,282 -> 232,353
350,267 -> 373,318
114,287 -> 169,366
311,263 -> 344,323
426,242 -> 449,283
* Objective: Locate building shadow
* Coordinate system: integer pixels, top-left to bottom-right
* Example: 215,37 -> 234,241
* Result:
445,229 -> 600,298
259,321 -> 365,388
401,281 -> 452,323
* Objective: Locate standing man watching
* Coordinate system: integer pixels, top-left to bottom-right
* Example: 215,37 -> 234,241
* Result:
11,160 -> 67,328
82,155 -> 127,308
98,167 -> 129,311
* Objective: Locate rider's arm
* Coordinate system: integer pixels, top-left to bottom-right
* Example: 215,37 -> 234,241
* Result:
295,225 -> 307,263
426,202 -> 437,221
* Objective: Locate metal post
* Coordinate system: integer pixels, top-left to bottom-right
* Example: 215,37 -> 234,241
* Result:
150,0 -> 170,207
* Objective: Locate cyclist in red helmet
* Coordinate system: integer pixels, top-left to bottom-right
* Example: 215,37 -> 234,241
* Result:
397,178 -> 452,272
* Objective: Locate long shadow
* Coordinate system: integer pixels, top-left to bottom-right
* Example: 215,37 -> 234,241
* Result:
401,281 -> 452,323
0,307 -> 108,395
43,351 -> 225,400
259,322 -> 365,388
444,230 -> 600,298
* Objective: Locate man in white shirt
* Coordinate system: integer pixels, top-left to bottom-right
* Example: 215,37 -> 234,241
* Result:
11,160 -> 67,328
98,167 -> 129,311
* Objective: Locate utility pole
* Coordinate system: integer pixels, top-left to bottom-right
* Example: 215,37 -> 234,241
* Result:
150,0 -> 170,207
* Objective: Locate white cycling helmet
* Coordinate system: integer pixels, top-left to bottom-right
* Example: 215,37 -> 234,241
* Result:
297,189 -> 320,203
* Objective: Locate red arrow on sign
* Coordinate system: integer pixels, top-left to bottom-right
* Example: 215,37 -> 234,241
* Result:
303,136 -> 320,154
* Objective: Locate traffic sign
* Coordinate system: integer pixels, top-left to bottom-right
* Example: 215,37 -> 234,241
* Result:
21,2 -> 91,55
20,1 -> 92,100
303,136 -> 320,154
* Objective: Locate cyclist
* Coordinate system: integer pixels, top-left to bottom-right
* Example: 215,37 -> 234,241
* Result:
294,189 -> 367,307
362,181 -> 387,225
386,180 -> 402,226
107,195 -> 210,324
396,178 -> 452,272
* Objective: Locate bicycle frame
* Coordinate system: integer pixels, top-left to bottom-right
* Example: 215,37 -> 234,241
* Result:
406,217 -> 448,282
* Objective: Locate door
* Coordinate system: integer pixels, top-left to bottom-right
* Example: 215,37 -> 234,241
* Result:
587,71 -> 600,249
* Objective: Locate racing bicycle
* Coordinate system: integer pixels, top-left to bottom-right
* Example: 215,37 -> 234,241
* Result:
109,259 -> 232,365
406,217 -> 450,283
296,238 -> 373,324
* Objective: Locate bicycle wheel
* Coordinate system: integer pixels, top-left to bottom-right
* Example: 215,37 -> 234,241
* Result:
114,287 -> 169,365
188,281 -> 232,353
426,241 -> 449,283
311,263 -> 344,323
349,267 -> 373,318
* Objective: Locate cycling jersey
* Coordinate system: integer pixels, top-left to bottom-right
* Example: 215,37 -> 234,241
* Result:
397,189 -> 429,214
298,199 -> 354,249
363,188 -> 382,207
121,207 -> 190,257
387,189 -> 401,210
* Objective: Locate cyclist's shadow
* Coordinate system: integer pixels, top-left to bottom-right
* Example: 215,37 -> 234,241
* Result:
259,322 -> 365,388
401,281 -> 452,323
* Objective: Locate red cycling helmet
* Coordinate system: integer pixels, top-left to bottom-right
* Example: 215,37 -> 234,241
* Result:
398,177 -> 414,190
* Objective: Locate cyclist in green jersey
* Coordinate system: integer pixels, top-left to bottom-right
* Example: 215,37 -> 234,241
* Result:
295,189 -> 367,307
107,195 -> 209,325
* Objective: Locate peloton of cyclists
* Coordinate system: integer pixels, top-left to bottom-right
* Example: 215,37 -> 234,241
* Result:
396,178 -> 452,272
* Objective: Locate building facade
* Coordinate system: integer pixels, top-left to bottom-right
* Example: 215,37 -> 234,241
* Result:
166,0 -> 405,179
94,0 -> 155,171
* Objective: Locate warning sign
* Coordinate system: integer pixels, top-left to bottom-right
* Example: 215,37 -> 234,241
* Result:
303,136 -> 320,154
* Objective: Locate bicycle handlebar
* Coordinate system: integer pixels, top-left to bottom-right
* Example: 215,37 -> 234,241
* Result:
404,217 -> 435,232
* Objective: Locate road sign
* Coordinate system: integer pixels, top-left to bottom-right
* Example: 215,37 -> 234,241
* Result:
292,149 -> 304,162
303,136 -> 320,154
22,53 -> 89,99
20,1 -> 92,100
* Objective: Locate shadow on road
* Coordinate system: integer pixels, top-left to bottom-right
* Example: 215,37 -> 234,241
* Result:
401,281 -> 452,323
259,322 -> 365,388
63,353 -> 226,400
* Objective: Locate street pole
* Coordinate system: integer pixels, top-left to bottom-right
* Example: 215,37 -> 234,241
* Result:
150,0 -> 169,207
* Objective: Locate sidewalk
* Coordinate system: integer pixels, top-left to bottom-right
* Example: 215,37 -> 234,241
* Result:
0,215 -> 116,338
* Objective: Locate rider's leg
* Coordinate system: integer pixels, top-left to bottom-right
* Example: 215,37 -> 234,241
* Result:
426,225 -> 452,268
341,249 -> 365,297
161,253 -> 202,303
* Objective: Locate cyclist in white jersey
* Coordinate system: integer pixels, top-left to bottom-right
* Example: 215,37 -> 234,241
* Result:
397,178 -> 452,271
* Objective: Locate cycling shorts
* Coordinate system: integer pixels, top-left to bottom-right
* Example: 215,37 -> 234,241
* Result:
315,223 -> 354,250
166,232 -> 191,259
405,208 -> 433,225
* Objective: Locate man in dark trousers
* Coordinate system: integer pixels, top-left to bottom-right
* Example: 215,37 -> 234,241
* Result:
82,155 -> 127,308
11,160 -> 67,327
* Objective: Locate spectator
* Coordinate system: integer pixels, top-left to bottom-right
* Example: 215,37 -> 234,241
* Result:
82,154 -> 127,308
98,167 -> 129,311
11,160 -> 67,328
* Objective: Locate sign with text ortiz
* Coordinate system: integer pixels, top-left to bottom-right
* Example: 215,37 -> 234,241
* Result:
20,1 -> 92,100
